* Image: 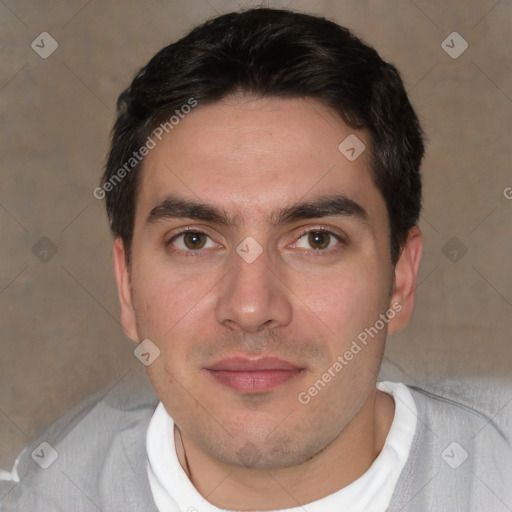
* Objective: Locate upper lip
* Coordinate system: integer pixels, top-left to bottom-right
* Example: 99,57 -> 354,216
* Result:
206,356 -> 302,371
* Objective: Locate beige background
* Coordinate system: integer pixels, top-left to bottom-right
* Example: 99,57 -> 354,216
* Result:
1,0 -> 511,471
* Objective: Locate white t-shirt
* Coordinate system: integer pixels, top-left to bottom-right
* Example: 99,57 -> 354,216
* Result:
146,381 -> 417,512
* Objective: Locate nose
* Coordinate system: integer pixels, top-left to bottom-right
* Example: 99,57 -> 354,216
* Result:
214,248 -> 293,333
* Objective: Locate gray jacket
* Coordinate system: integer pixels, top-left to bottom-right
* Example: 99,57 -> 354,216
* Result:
2,375 -> 511,511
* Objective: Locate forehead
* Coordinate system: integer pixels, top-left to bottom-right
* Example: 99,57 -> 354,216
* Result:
136,96 -> 384,225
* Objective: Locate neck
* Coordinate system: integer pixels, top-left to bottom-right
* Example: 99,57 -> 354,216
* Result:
174,389 -> 395,510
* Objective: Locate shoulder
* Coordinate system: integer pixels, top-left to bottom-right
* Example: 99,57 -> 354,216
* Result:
388,382 -> 512,511
1,372 -> 160,512
409,383 -> 511,456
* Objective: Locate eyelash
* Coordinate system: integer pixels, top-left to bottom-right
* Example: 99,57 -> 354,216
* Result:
166,227 -> 217,257
294,228 -> 345,255
166,227 -> 346,257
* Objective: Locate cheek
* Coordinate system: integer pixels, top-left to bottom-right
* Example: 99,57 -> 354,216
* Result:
291,261 -> 389,339
131,262 -> 211,337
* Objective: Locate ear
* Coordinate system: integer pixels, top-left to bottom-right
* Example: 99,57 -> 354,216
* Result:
387,226 -> 423,335
113,237 -> 139,342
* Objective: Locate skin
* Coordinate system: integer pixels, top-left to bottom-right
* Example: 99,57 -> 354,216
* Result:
113,96 -> 422,510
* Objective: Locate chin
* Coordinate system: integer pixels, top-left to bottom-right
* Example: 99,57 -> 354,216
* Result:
198,424 -> 332,471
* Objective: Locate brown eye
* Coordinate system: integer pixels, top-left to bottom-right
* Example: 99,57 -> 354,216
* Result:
183,232 -> 207,249
169,231 -> 215,251
308,231 -> 331,250
293,229 -> 343,253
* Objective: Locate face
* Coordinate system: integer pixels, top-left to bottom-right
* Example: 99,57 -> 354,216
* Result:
114,96 -> 421,470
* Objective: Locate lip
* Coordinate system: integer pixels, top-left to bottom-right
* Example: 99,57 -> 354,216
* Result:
205,356 -> 304,393
207,356 -> 301,372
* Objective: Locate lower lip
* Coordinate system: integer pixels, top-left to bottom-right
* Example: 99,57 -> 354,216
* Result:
206,369 -> 302,393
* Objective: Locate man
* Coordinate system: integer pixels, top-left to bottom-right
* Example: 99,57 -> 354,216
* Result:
2,7 -> 511,512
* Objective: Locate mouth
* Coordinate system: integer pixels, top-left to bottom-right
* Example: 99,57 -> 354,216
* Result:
204,356 -> 305,393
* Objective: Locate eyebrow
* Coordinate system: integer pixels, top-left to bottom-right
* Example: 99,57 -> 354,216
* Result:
145,193 -> 369,228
